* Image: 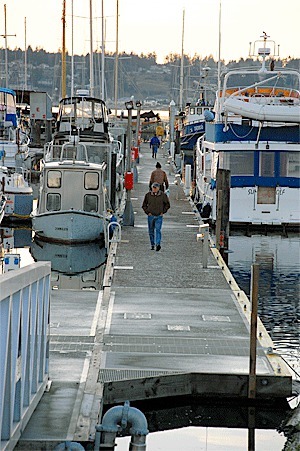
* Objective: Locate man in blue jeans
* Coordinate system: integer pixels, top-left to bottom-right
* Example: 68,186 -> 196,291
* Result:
149,134 -> 160,158
142,182 -> 170,251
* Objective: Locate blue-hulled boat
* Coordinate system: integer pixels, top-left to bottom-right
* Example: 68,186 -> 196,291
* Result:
194,34 -> 300,228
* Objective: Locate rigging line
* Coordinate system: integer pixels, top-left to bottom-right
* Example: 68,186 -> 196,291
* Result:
277,353 -> 300,379
228,122 -> 254,139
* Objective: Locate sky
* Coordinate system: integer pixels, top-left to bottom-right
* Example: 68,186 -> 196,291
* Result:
0,0 -> 299,64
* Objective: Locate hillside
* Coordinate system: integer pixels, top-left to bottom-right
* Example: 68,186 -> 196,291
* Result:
1,47 -> 299,108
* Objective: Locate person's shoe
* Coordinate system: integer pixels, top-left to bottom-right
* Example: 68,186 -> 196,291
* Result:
151,245 -> 155,250
156,244 -> 161,252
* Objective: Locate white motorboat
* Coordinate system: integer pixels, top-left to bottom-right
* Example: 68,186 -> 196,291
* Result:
0,165 -> 33,221
0,87 -> 30,170
194,34 -> 300,228
32,92 -> 124,243
32,141 -> 109,243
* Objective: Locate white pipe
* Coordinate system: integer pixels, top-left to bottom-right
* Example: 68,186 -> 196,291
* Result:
185,164 -> 191,193
94,401 -> 149,450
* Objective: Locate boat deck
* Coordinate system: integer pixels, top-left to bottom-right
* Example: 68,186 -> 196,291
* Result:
15,143 -> 293,449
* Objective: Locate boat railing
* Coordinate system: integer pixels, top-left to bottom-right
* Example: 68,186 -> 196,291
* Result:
112,139 -> 124,168
224,88 -> 300,106
44,141 -> 112,166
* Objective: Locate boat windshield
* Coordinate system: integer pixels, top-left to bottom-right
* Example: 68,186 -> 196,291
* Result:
60,98 -> 106,123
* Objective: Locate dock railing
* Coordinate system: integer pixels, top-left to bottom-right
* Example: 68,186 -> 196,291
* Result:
0,262 -> 51,451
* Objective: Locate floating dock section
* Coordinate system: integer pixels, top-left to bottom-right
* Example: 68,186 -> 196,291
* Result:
11,143 -> 294,449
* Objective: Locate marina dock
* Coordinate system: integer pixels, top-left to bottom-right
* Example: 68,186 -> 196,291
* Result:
12,143 -> 294,450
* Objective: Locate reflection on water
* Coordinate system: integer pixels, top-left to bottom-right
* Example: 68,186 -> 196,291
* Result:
30,238 -> 107,290
1,227 -> 299,450
0,226 -> 107,290
228,233 -> 300,371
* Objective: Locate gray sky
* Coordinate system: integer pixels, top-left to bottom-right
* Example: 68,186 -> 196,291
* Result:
1,0 -> 299,63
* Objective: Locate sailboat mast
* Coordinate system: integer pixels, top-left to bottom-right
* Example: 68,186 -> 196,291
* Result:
4,4 -> 8,89
61,0 -> 67,98
216,0 -> 222,121
24,17 -> 27,90
89,0 -> 94,96
114,0 -> 119,116
179,9 -> 185,111
2,4 -> 16,89
101,0 -> 105,99
71,0 -> 74,97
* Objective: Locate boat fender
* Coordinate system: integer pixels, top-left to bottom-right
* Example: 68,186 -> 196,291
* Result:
204,110 -> 214,122
210,179 -> 216,190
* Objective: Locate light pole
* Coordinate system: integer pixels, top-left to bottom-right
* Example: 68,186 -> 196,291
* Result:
133,100 -> 142,178
123,100 -> 134,226
169,100 -> 176,161
135,100 -> 142,147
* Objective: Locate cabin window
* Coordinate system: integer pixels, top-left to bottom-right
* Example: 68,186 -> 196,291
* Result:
62,145 -> 78,160
6,94 -> 16,114
61,103 -> 74,118
47,170 -> 61,188
196,108 -> 203,115
94,103 -> 104,121
260,152 -> 275,177
84,194 -> 98,212
281,152 -> 300,177
224,151 -> 254,175
46,193 -> 61,211
85,172 -> 99,190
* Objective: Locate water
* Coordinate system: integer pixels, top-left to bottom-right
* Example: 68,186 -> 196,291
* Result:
228,233 -> 300,373
1,227 -> 299,450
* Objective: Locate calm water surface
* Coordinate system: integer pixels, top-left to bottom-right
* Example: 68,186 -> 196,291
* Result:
1,227 -> 299,450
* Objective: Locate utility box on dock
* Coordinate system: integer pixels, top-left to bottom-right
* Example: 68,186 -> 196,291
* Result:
3,253 -> 20,272
30,92 -> 52,120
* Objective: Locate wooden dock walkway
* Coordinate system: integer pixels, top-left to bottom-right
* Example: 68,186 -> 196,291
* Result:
16,143 -> 294,449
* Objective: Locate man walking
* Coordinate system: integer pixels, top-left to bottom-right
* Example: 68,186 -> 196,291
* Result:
142,182 -> 170,251
149,161 -> 169,192
149,134 -> 160,158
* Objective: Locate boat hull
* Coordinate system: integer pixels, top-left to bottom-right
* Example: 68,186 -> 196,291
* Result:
32,210 -> 106,243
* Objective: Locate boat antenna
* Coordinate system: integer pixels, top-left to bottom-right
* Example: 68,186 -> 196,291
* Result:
114,0 -> 119,117
89,0 -> 94,97
260,31 -> 270,71
61,0 -> 67,98
71,0 -> 74,97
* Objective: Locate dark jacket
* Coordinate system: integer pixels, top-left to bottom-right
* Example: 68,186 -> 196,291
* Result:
142,190 -> 170,216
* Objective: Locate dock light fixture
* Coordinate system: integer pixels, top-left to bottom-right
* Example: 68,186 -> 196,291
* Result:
135,100 -> 142,108
125,100 -> 134,110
